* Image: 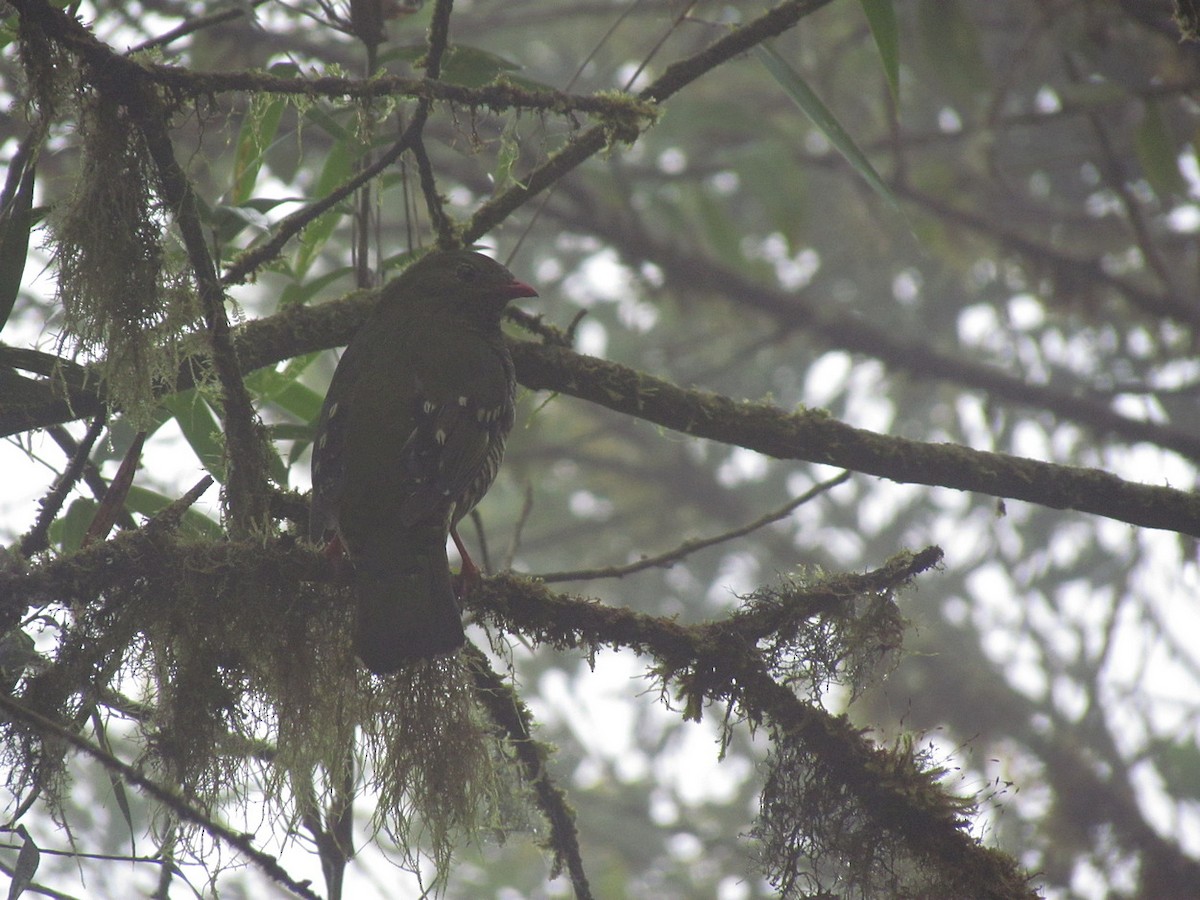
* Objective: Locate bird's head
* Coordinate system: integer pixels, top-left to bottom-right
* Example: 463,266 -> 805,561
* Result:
390,249 -> 538,327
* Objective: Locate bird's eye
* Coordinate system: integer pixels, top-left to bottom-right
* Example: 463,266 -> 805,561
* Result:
455,262 -> 478,282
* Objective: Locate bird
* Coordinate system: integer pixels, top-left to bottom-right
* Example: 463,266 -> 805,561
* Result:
309,249 -> 538,673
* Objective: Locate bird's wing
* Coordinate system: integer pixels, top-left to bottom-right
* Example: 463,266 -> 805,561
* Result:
393,384 -> 502,527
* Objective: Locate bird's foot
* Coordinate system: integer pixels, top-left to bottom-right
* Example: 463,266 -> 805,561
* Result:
452,554 -> 483,599
450,526 -> 485,598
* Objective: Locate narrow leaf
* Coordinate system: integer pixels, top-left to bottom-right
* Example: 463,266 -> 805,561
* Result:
756,42 -> 899,210
916,0 -> 989,105
278,266 -> 353,308
51,498 -> 99,553
0,159 -> 35,334
233,97 -> 285,204
8,825 -> 40,900
295,137 -> 354,278
162,390 -> 227,483
859,0 -> 900,102
90,707 -> 137,861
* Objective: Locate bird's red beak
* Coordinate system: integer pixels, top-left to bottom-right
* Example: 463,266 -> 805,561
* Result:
505,279 -> 539,299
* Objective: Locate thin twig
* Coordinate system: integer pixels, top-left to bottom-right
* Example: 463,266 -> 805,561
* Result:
20,414 -> 106,557
539,472 -> 851,583
128,0 -> 271,53
222,122 -> 423,286
463,0 -> 835,243
411,135 -> 454,247
0,694 -> 323,900
501,481 -> 536,572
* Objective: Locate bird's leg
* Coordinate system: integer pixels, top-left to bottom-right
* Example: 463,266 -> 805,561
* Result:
319,533 -> 355,584
322,533 -> 347,560
450,526 -> 483,598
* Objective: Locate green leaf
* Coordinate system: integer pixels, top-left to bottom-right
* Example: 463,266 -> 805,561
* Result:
124,486 -> 223,539
0,629 -> 36,695
278,266 -> 353,307
1135,100 -> 1185,201
494,116 -> 525,191
269,61 -> 301,79
385,43 -> 522,87
9,824 -> 40,900
233,97 -> 286,205
0,158 -> 36,334
859,0 -> 900,102
756,42 -> 899,211
162,390 -> 227,483
246,359 -> 325,422
303,105 -> 353,142
50,497 -> 99,553
89,707 -> 137,861
294,137 -> 355,278
205,203 -> 270,247
269,422 -> 318,443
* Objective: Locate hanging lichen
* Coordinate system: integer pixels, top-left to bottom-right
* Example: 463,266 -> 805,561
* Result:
2,532 -> 531,887
52,91 -> 200,426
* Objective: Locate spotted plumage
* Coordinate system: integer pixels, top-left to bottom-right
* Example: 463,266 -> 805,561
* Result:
310,250 -> 537,673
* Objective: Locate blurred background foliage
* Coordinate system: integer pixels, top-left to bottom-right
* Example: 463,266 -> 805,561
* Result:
2,1 -> 1200,898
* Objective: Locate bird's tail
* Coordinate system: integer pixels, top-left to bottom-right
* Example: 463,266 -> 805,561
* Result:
351,530 -> 465,673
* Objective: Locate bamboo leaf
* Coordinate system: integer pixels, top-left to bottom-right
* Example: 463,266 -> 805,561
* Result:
756,42 -> 899,210
0,159 -> 36,334
859,0 -> 900,102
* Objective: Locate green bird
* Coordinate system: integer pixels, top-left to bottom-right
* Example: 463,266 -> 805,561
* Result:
310,250 -> 538,673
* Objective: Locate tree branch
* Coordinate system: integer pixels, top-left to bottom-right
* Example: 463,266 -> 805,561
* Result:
463,0 -> 836,243
510,340 -> 1200,537
7,286 -> 1198,538
539,471 -> 851,582
544,189 -> 1200,462
464,645 -> 593,900
469,565 -> 1035,899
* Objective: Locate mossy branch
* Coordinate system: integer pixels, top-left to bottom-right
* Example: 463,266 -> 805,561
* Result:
468,566 -> 1036,899
464,646 -> 593,900
509,341 -> 1200,537
6,288 -> 1200,539
463,0 -> 837,243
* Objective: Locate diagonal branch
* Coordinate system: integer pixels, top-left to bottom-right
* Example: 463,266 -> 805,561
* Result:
469,566 -> 1035,900
221,121 -> 424,286
464,645 -> 593,900
463,0 -> 836,243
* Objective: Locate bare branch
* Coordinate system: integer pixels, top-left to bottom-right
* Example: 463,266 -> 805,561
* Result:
539,471 -> 851,582
0,694 -> 324,900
